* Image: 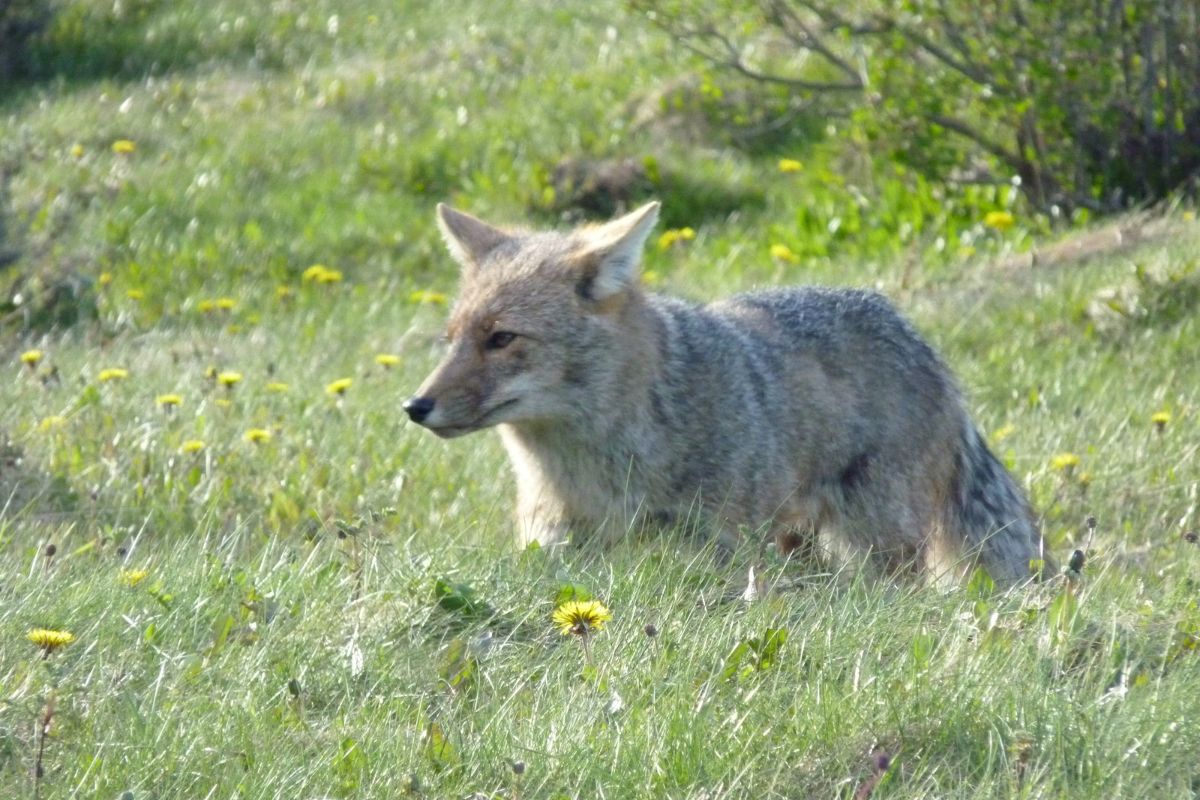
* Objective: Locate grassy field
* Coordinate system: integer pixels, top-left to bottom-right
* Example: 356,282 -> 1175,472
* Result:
2,1 -> 1200,797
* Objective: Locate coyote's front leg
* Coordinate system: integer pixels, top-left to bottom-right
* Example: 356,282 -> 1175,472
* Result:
515,512 -> 571,549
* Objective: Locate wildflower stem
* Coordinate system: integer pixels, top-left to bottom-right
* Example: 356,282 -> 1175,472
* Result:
580,631 -> 593,668
32,695 -> 55,799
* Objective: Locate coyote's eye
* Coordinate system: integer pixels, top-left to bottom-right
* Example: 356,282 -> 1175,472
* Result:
485,330 -> 517,350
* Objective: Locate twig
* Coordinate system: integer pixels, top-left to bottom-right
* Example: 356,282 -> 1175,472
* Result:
33,695 -> 55,800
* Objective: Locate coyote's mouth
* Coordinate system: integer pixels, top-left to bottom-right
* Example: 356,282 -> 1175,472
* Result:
427,398 -> 519,438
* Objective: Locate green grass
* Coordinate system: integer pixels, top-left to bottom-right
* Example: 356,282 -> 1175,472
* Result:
3,1 -> 1200,797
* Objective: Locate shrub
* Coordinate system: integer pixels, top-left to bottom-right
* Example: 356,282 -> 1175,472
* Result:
0,0 -> 53,85
634,0 -> 1200,215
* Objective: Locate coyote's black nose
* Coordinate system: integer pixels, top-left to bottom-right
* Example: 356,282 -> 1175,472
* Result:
403,396 -> 435,424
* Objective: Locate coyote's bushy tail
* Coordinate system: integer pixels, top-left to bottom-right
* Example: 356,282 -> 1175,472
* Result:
952,423 -> 1048,584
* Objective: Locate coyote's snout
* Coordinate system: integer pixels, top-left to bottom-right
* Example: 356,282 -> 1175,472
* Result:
406,201 -> 1046,584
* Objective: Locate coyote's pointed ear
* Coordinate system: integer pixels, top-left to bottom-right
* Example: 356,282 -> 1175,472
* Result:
574,201 -> 660,302
436,204 -> 511,270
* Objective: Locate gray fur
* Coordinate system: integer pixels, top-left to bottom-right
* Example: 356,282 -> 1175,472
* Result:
410,203 -> 1046,585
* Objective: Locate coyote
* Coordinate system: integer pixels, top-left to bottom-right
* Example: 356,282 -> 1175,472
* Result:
405,202 -> 1045,584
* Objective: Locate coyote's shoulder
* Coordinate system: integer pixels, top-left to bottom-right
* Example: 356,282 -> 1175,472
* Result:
405,202 -> 1045,584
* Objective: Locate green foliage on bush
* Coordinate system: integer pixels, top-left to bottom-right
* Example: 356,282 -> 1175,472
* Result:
0,0 -> 52,85
635,0 -> 1200,215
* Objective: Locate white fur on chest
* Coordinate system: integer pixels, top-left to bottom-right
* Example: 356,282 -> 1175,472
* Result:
498,424 -> 649,546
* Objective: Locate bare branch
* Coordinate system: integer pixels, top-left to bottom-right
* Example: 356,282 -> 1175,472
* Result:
935,0 -> 999,84
889,19 -> 993,86
792,1 -> 888,36
929,114 -> 1027,172
765,0 -> 863,84
688,23 -> 863,92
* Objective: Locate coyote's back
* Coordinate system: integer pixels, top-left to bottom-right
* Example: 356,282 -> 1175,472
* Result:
405,201 -> 1045,584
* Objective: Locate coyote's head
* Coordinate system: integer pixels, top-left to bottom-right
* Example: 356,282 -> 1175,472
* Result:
404,201 -> 660,438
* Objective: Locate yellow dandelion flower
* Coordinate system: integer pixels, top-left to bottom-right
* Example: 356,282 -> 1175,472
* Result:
39,415 -> 67,432
266,381 -> 290,393
217,371 -> 243,388
98,367 -> 129,382
180,439 -> 205,453
375,354 -> 401,368
120,568 -> 149,587
326,377 -> 353,396
409,289 -> 448,306
1050,452 -> 1080,471
27,628 -> 75,652
657,227 -> 696,251
778,158 -> 803,173
302,265 -> 343,284
991,423 -> 1016,444
20,349 -> 44,367
98,272 -> 113,286
156,393 -> 183,409
552,599 -> 612,636
70,143 -> 85,158
1151,410 -> 1171,429
197,299 -> 217,313
244,428 -> 272,444
276,284 -> 294,300
770,243 -> 798,263
126,288 -> 145,301
984,211 -> 1016,231
215,297 -> 236,310
112,139 -> 136,155
302,264 -> 329,282
642,269 -> 662,287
